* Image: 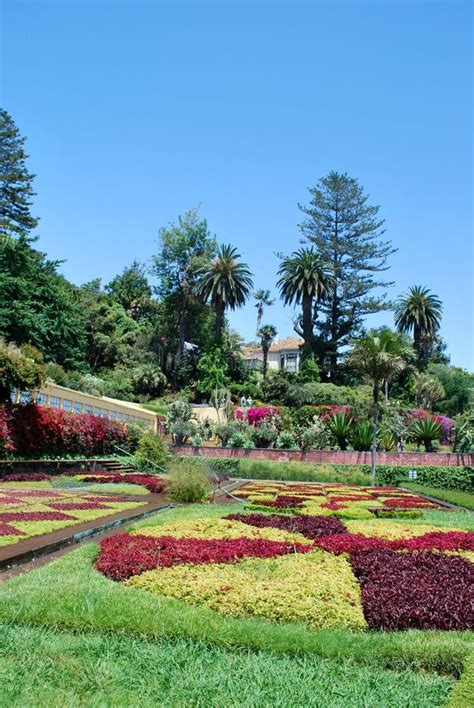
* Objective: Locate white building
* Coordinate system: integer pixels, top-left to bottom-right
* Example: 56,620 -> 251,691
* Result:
242,336 -> 303,373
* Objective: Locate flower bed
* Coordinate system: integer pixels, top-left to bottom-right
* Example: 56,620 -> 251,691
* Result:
0,486 -> 147,547
94,483 -> 473,632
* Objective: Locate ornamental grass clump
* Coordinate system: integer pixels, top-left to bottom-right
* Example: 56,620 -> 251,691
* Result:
166,459 -> 211,503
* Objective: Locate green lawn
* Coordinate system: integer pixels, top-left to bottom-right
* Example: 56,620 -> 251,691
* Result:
403,483 -> 474,511
0,503 -> 472,706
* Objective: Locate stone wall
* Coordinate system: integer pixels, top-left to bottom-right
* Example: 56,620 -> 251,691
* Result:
172,445 -> 473,467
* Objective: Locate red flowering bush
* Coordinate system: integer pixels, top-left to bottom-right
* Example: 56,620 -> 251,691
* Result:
0,407 -> 14,454
81,474 -> 165,494
2,472 -> 51,482
350,550 -> 474,630
96,533 -> 312,581
225,512 -> 347,539
6,403 -> 130,457
315,404 -> 351,422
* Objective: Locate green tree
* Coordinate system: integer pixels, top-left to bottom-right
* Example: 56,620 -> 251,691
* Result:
0,234 -> 86,368
196,347 -> 230,399
197,244 -> 253,342
132,364 -> 167,398
106,261 -> 153,322
299,171 -> 395,381
0,109 -> 38,238
258,324 -> 277,379
348,328 -> 410,483
0,341 -> 45,402
254,289 -> 275,337
413,372 -> 445,409
152,209 -> 216,360
428,363 -> 474,416
277,247 -> 332,351
395,285 -> 443,366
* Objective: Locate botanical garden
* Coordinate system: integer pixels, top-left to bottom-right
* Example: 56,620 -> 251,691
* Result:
0,101 -> 472,706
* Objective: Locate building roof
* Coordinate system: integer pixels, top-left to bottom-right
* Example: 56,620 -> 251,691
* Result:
241,336 -> 303,360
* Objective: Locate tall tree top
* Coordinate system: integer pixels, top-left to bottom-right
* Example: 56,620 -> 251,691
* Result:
0,109 -> 39,237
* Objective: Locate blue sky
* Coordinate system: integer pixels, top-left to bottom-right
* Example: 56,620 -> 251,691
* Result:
2,0 -> 472,369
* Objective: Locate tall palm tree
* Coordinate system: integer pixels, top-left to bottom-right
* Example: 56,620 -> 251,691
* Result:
395,286 -> 442,363
277,247 -> 332,349
254,289 -> 275,338
197,244 -> 253,341
348,328 -> 410,483
258,324 -> 277,378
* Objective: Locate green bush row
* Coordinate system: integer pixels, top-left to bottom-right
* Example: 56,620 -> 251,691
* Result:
402,483 -> 474,511
200,457 -> 473,491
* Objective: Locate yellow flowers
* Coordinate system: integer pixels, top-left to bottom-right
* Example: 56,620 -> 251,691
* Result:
126,548 -> 367,631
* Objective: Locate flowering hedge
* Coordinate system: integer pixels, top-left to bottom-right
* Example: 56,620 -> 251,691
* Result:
2,403 -> 130,457
234,406 -> 279,426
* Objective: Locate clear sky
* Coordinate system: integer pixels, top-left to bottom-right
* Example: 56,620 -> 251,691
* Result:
1,0 -> 472,369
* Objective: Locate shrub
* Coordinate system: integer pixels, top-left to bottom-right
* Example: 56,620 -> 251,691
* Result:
0,406 -> 14,455
206,458 -> 240,477
299,418 -> 330,451
276,431 -> 299,449
215,423 -> 241,446
327,413 -> 353,450
376,466 -> 474,492
169,421 -> 195,446
290,405 -> 320,429
409,417 -> 442,452
350,421 -> 373,451
251,422 -> 278,449
166,459 -> 211,503
227,431 -> 248,448
134,431 -> 168,471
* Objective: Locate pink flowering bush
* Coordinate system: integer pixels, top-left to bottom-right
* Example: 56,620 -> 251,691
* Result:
235,406 -> 279,427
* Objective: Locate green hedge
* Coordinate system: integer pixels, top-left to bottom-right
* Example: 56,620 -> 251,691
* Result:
198,457 -> 473,491
448,653 -> 474,707
402,483 -> 474,511
376,466 -> 473,492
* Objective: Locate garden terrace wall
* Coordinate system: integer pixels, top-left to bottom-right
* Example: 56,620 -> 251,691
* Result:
0,458 -> 112,478
172,445 -> 473,468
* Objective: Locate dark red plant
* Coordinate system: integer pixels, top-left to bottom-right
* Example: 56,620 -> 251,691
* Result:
1,472 -> 51,482
0,522 -> 24,536
49,501 -> 109,510
81,474 -> 164,494
96,534 -> 312,581
0,511 -> 75,521
315,530 -> 474,555
350,550 -> 474,631
225,512 -> 347,539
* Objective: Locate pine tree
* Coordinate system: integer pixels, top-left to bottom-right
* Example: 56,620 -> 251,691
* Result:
0,109 -> 38,237
299,171 -> 395,381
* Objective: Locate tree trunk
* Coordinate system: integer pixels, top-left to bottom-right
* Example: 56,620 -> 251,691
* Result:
262,344 -> 269,378
302,293 -> 313,349
215,298 -> 225,342
371,382 -> 379,486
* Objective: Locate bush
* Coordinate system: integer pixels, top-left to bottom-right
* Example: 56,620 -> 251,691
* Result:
290,405 -> 320,429
233,459 -> 371,485
215,423 -> 241,446
206,457 -> 241,476
351,422 -> 373,452
376,466 -> 473,491
134,431 -> 168,471
276,431 -> 299,449
166,459 -> 211,503
250,422 -> 278,449
229,383 -> 261,401
7,403 -> 129,457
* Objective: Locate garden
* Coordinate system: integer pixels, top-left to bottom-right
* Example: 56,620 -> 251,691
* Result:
1,468 -> 473,706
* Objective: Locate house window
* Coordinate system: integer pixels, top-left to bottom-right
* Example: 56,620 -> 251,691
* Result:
74,402 -> 82,414
84,404 -> 92,414
62,399 -> 72,412
50,396 -> 60,408
285,353 -> 298,373
93,406 -> 101,417
280,355 -> 285,370
116,412 -> 123,421
110,411 -> 117,420
36,393 -> 48,406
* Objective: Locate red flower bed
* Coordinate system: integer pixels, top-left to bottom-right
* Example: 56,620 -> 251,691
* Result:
0,496 -> 24,504
81,474 -> 164,494
50,501 -> 109,510
315,530 -> 474,555
383,497 -> 438,509
0,522 -> 25,536
225,512 -> 347,539
1,472 -> 52,482
350,550 -> 474,631
96,534 -> 312,581
10,490 -> 62,498
0,511 -> 75,521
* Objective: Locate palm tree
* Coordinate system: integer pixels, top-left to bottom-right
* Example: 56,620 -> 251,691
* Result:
395,286 -> 442,363
277,247 -> 332,349
258,324 -> 277,378
197,244 -> 253,341
348,328 -> 410,483
254,289 -> 275,338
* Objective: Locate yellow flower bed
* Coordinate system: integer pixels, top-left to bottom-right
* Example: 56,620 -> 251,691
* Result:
346,520 -> 444,540
126,548 -> 367,631
135,518 -> 310,545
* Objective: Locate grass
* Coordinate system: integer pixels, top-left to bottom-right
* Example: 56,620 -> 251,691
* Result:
0,623 -> 455,708
403,483 -> 474,511
448,653 -> 474,707
0,505 -> 472,677
233,459 -> 372,485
